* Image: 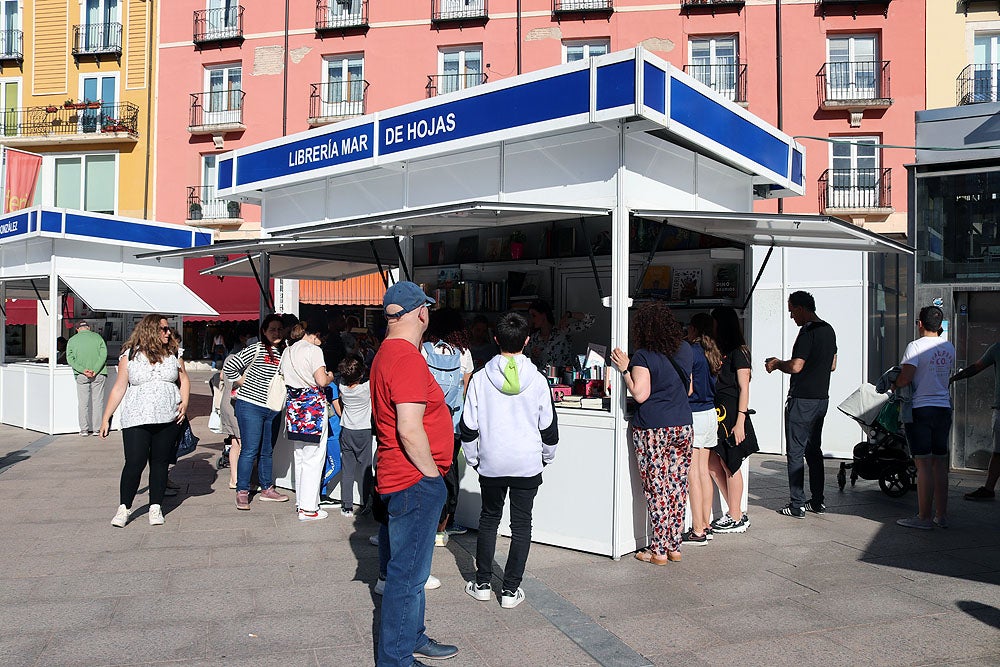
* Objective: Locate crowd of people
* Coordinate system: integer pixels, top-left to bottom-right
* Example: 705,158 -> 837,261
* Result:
92,282 -> 998,666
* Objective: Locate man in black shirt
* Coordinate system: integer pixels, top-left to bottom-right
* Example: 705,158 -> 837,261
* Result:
765,291 -> 838,518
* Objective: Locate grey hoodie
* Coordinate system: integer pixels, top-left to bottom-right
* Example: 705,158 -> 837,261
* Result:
459,353 -> 558,478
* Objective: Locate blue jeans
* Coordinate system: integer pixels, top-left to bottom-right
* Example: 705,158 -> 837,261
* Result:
377,475 -> 446,667
785,397 -> 828,507
234,399 -> 282,492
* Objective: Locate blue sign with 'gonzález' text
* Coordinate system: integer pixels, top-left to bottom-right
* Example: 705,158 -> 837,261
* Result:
0,211 -> 30,242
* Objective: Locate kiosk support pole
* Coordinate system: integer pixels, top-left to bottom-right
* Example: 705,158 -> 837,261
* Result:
741,243 -> 775,311
370,241 -> 390,288
392,237 -> 412,282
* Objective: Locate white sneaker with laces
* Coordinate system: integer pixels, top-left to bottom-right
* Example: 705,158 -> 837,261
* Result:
298,508 -> 329,522
500,587 -> 525,609
465,581 -> 492,601
148,504 -> 164,526
111,504 -> 130,528
425,574 -> 441,590
373,577 -> 385,595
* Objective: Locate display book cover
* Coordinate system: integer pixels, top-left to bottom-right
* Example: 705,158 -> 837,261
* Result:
671,268 -> 702,300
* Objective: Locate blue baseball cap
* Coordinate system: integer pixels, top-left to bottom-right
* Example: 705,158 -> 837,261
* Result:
383,281 -> 435,318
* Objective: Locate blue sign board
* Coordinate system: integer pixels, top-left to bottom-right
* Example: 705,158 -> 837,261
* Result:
380,70 -> 589,156
234,122 -> 375,187
0,211 -> 30,242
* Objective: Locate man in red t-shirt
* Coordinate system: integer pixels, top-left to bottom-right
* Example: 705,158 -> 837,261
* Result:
371,281 -> 458,667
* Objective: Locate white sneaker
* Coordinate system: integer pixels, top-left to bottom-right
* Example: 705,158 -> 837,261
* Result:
425,574 -> 441,590
148,504 -> 164,526
298,508 -> 329,522
465,581 -> 492,601
435,531 -> 449,547
111,504 -> 130,528
501,587 -> 525,609
896,515 -> 933,530
373,577 -> 385,595
369,534 -> 380,546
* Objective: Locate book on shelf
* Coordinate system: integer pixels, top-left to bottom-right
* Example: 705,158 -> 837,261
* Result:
580,397 -> 606,409
713,264 -> 740,298
670,268 -> 702,300
640,265 -> 672,296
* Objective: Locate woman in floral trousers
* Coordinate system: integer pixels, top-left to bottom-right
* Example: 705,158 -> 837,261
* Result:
611,302 -> 694,564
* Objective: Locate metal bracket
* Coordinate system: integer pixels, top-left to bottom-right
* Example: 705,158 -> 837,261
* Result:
630,218 -> 668,299
245,253 -> 274,311
370,240 -> 390,288
740,243 -> 775,311
577,217 -> 606,301
392,237 -> 411,282
30,279 -> 48,317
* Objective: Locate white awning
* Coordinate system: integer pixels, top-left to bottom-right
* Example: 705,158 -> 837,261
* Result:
60,275 -> 218,316
632,210 -> 913,254
200,254 -> 381,281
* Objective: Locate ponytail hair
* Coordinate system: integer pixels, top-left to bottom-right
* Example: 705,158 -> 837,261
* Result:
689,312 -> 722,376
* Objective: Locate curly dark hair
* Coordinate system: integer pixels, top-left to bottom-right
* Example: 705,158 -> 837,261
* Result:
632,302 -> 683,358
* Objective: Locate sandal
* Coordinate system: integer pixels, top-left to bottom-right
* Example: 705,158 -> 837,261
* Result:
634,549 -> 670,566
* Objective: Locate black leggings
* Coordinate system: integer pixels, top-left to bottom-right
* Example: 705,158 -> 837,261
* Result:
120,421 -> 178,508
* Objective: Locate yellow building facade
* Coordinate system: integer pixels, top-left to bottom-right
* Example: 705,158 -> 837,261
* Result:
0,0 -> 155,219
927,1 -> 1000,110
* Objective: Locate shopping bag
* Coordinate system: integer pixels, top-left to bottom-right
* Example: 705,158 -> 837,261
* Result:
208,409 -> 223,434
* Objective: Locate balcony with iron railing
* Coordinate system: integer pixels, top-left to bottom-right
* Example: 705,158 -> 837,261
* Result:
817,0 -> 891,18
426,73 -> 488,97
187,186 -> 242,225
0,29 -> 23,62
308,80 -> 369,125
956,64 -> 1000,105
432,0 -> 488,22
819,168 -> 892,214
680,0 -> 745,14
553,0 -> 613,14
0,101 -> 140,146
817,60 -> 891,110
72,22 -> 122,58
188,90 -> 246,134
193,6 -> 244,44
683,63 -> 747,104
316,0 -> 368,30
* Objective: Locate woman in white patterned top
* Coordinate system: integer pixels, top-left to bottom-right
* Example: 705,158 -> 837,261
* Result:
524,300 -> 595,371
222,314 -> 289,510
101,315 -> 189,528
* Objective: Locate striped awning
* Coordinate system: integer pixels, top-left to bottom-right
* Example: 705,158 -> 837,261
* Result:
299,274 -> 386,306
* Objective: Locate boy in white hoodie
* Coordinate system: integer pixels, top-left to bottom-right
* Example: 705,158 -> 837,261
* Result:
460,312 -> 558,609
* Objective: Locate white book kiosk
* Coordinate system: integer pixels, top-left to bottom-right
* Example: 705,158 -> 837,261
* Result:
149,49 -> 911,558
0,208 -> 217,435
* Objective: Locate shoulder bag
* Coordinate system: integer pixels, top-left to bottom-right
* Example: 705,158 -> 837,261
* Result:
257,343 -> 287,412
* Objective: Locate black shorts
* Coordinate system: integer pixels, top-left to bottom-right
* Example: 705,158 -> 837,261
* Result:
904,406 -> 952,458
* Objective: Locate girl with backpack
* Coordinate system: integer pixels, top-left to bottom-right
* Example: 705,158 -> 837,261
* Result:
421,308 -> 473,546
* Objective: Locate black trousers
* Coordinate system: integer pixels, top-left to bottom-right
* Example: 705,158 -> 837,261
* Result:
440,435 -> 461,524
475,474 -> 541,592
120,421 -> 178,508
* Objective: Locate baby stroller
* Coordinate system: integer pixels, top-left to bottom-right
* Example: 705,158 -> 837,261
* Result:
208,372 -> 232,470
836,382 -> 916,498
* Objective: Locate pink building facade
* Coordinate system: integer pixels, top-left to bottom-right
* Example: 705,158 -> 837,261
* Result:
155,1 -> 923,241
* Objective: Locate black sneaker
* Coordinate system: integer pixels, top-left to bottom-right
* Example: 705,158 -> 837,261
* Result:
807,500 -> 826,514
704,526 -> 714,541
714,515 -> 748,533
777,504 -> 806,519
681,530 -> 709,546
318,496 -> 341,508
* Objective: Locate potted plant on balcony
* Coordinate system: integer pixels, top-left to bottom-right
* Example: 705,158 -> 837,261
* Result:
44,105 -> 59,113
85,99 -> 102,110
188,202 -> 203,221
227,200 -> 241,219
509,230 -> 527,260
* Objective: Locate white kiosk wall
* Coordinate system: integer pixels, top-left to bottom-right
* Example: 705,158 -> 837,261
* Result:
750,245 -> 867,459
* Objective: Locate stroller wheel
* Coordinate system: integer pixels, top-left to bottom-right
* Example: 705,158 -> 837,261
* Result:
879,467 -> 910,498
837,465 -> 847,491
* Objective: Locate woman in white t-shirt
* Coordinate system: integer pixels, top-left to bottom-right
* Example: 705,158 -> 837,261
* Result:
893,305 -> 955,530
280,322 -> 335,521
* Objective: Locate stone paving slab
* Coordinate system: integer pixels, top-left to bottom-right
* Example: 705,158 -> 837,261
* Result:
2,393 -> 999,667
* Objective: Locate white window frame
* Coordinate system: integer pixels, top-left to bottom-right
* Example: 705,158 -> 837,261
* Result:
321,53 -> 365,117
41,150 -> 120,214
972,32 -> 1000,103
562,39 -> 610,64
199,153 -> 230,219
828,136 -> 880,208
437,45 -> 483,95
825,34 -> 878,100
76,71 -> 118,134
205,0 -> 239,40
687,35 -> 739,100
203,63 -> 243,125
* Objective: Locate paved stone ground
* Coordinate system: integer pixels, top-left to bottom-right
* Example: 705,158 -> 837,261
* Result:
2,370 -> 999,666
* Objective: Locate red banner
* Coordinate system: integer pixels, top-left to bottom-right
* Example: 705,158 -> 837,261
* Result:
4,148 -> 42,213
